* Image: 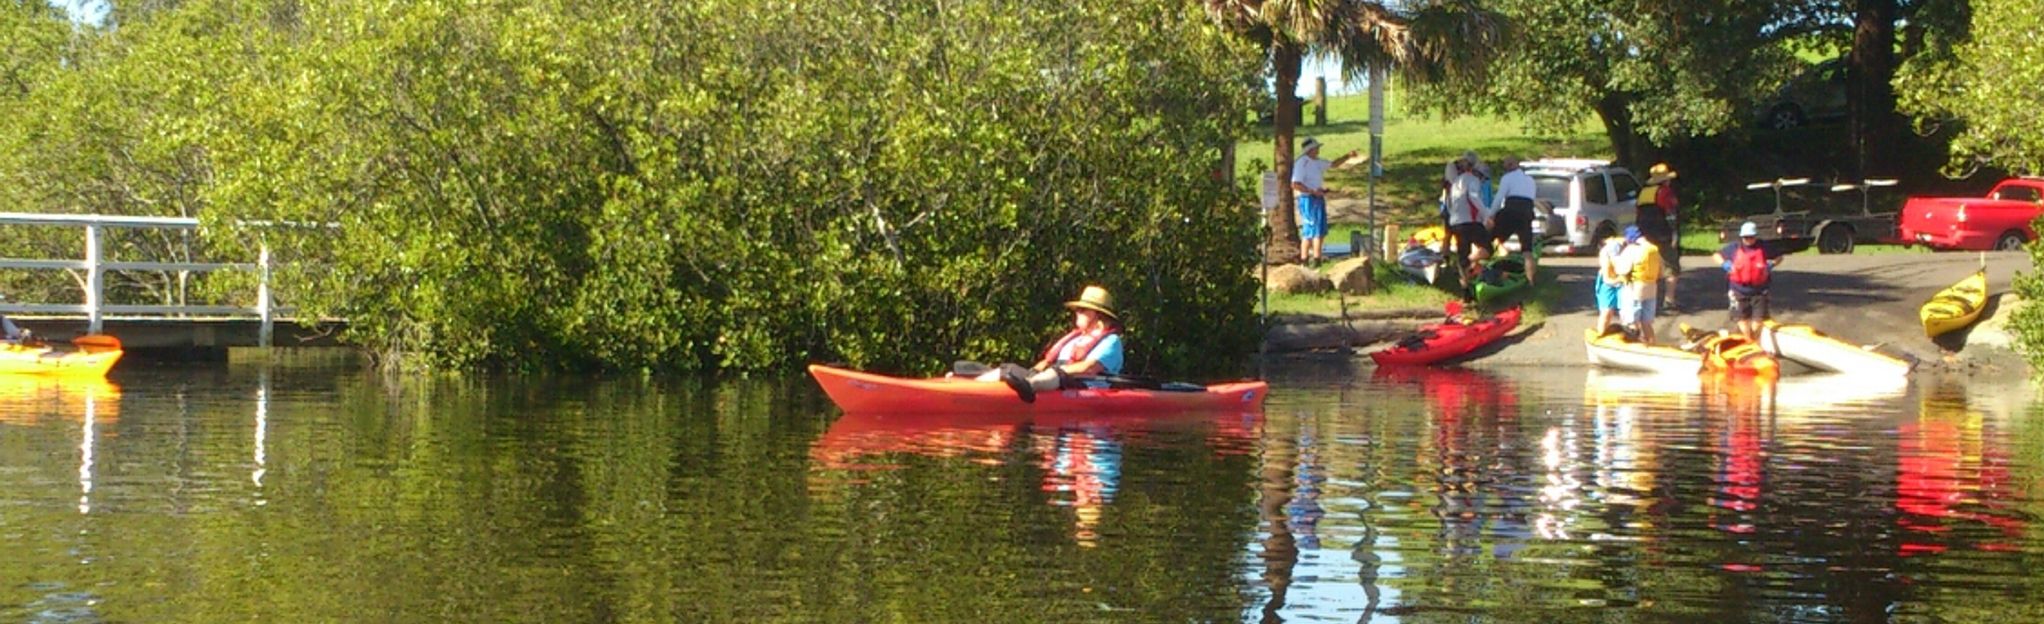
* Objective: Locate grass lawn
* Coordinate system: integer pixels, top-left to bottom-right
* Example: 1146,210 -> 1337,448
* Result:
1259,260 -> 1567,327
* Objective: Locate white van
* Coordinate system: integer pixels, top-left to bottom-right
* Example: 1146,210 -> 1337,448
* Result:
1522,159 -> 1640,253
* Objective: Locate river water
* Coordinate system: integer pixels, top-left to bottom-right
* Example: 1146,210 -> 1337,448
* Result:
3,357 -> 2040,622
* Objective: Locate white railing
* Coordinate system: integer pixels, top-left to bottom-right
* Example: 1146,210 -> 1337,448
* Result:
0,212 -> 312,347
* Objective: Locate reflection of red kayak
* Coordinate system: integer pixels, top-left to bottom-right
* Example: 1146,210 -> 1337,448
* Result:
808,365 -> 1268,414
1369,306 -> 1522,366
811,409 -> 1264,470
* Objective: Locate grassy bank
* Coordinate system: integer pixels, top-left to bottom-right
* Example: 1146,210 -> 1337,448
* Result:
1237,90 -> 1608,233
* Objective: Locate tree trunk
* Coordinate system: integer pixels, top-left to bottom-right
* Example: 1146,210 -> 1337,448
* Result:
1269,39 -> 1303,264
1849,0 -> 1901,178
1593,93 -> 1645,168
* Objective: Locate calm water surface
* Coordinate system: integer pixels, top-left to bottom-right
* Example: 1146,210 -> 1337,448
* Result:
3,358 -> 2042,622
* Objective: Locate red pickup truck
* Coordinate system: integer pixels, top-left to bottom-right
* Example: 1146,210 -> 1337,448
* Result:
1899,178 -> 2044,251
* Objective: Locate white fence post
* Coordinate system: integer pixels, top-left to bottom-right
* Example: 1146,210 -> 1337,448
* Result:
85,224 -> 102,334
258,242 -> 272,349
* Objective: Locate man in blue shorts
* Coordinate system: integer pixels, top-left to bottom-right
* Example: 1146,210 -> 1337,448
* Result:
1290,137 -> 1360,265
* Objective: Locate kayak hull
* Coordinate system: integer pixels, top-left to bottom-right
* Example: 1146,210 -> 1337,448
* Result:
808,365 -> 1268,414
1584,329 -> 1701,375
1921,268 -> 1986,338
1371,306 -> 1522,366
1763,321 -> 1912,377
0,340 -> 122,377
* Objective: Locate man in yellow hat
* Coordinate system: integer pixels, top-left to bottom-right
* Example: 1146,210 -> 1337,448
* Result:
1636,162 -> 1681,309
957,285 -> 1126,402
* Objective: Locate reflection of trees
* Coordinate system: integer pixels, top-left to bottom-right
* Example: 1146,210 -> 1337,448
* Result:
2,372 -> 1265,622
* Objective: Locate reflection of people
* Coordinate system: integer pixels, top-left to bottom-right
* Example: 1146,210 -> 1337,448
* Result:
1291,137 -> 1361,265
1713,222 -> 1784,340
1041,429 -> 1120,548
957,286 -> 1125,403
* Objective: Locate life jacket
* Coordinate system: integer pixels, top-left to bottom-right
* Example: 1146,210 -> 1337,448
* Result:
1626,241 -> 1661,284
1042,327 -> 1118,368
1729,244 -> 1769,287
1638,183 -> 1663,208
1702,334 -> 1779,378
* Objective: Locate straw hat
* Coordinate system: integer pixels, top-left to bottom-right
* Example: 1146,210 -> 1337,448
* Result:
1647,162 -> 1678,184
1064,285 -> 1119,321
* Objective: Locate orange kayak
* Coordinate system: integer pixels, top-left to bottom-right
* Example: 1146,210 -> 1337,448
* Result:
808,364 -> 1268,414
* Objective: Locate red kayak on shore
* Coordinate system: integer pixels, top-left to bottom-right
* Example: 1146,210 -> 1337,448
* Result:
1369,304 -> 1522,367
808,364 -> 1268,414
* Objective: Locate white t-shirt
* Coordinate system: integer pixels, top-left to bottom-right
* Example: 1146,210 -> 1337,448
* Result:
1292,156 -> 1331,191
1447,172 -> 1488,225
1493,169 -> 1536,211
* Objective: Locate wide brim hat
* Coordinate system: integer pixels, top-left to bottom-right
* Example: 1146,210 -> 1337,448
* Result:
1647,163 -> 1678,184
1064,285 -> 1119,321
1301,137 -> 1323,152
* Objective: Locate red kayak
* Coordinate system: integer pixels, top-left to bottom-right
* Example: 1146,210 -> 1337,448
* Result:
1369,305 -> 1523,366
808,364 -> 1268,414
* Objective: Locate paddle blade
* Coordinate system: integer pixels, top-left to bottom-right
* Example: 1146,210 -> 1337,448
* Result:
73,334 -> 122,353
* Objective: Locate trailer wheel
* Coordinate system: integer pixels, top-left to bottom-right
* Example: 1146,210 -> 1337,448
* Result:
1817,225 -> 1855,254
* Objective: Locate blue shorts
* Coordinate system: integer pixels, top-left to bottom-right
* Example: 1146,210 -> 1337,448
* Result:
1595,277 -> 1620,312
1297,195 -> 1327,240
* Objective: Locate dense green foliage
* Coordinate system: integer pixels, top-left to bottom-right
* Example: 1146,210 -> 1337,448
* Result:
1912,0 -> 2044,371
0,0 -> 1266,374
1404,0 -> 1802,166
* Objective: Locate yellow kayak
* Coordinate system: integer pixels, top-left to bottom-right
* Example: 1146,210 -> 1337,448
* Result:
1584,328 -> 1701,375
0,335 -> 123,377
1920,268 -> 1987,338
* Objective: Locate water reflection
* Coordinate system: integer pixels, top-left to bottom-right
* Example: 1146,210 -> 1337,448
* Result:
3,364 -> 2043,622
811,409 -> 1263,549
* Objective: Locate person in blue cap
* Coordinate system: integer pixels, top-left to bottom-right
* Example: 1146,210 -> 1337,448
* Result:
1713,221 -> 1786,340
1616,225 -> 1663,344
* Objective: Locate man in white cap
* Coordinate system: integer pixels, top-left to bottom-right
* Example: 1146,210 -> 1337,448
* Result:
1291,137 -> 1361,265
1489,157 -> 1539,282
1713,222 -> 1785,340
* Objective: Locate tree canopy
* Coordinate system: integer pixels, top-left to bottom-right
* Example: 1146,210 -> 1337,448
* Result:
0,0 -> 1267,374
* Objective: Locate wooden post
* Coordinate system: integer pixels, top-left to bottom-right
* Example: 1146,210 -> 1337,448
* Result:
1382,224 -> 1400,260
1313,77 -> 1327,127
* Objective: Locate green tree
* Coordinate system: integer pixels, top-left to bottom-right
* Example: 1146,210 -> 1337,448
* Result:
1204,0 -> 1503,264
1907,0 -> 2044,371
1408,0 -> 1802,168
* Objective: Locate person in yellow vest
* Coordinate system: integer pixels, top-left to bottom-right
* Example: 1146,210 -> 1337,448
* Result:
1617,225 -> 1662,344
1636,163 -> 1680,309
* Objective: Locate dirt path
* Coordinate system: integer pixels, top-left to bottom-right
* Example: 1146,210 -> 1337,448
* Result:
1271,249 -> 2035,372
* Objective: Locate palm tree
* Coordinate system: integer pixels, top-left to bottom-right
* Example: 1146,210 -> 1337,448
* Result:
1206,0 -> 1504,264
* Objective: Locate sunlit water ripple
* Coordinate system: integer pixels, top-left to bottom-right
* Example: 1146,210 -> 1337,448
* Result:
1,358 -> 2040,622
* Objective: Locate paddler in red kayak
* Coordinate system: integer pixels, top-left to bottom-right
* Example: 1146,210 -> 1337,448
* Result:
953,285 -> 1127,403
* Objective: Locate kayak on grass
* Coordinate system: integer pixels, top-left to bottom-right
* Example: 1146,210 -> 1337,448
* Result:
807,364 -> 1267,414
1369,304 -> 1522,366
1471,254 -> 1529,303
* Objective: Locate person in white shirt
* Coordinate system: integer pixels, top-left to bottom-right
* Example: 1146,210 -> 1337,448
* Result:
1445,157 -> 1491,289
1488,158 -> 1539,282
1290,137 -> 1360,265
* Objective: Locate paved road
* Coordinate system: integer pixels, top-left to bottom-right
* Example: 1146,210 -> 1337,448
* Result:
1465,249 -> 2033,369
